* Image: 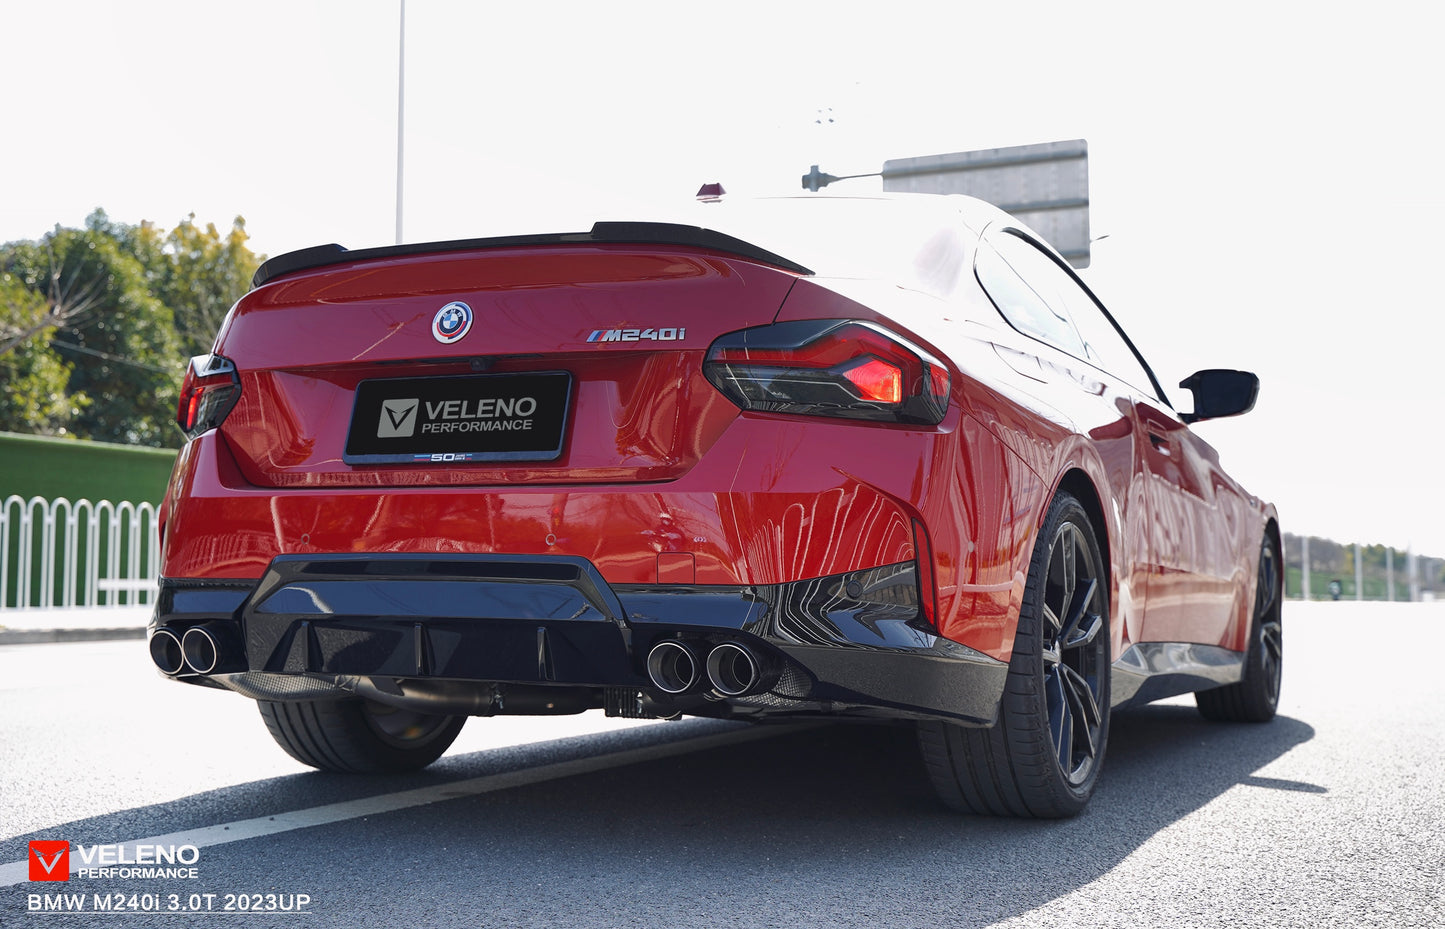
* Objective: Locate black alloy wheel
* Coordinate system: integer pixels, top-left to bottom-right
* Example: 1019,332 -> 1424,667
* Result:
1255,537 -> 1284,706
259,698 -> 465,773
918,491 -> 1111,817
1040,513 -> 1110,787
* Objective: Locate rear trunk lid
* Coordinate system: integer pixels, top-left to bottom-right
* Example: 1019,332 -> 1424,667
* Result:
212,230 -> 804,488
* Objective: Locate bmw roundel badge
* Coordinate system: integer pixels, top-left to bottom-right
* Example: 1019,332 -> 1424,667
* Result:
432,301 -> 473,344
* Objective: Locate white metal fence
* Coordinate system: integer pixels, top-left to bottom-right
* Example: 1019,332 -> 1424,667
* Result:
1,495 -> 160,609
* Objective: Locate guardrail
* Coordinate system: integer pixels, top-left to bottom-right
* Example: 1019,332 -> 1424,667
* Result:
1,495 -> 159,609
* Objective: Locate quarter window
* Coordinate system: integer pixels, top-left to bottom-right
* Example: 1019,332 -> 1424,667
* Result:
1057,277 -> 1162,400
975,233 -> 1085,356
978,229 -> 1161,400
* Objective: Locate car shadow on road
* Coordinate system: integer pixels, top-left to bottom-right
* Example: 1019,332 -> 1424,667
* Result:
5,703 -> 1314,926
407,707 -> 1314,926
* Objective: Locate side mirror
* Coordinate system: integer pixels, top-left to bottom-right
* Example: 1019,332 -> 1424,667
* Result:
1179,369 -> 1259,424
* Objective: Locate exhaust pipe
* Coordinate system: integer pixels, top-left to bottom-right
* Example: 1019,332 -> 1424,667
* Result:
706,641 -> 762,697
646,640 -> 701,694
181,622 -> 241,674
149,629 -> 185,676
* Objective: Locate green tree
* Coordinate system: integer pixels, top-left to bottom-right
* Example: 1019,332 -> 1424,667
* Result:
0,271 -> 89,435
3,213 -> 182,446
2,210 -> 262,447
118,214 -> 261,358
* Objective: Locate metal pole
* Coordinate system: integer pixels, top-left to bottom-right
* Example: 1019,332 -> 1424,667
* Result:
1387,547 -> 1395,602
1409,546 -> 1421,602
1354,542 -> 1363,601
395,0 -> 406,245
1301,535 -> 1311,600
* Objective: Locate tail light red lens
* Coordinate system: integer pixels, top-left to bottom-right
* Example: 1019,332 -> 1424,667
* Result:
703,320 -> 949,425
176,354 -> 241,440
841,357 -> 903,404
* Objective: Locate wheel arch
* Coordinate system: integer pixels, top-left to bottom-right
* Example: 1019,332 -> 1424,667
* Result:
1262,515 -> 1283,616
1227,514 -> 1282,653
1055,469 -> 1111,595
928,474 -> 1115,817
1052,468 -> 1119,657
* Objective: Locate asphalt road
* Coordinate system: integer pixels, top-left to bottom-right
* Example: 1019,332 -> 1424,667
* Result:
2,601 -> 1441,928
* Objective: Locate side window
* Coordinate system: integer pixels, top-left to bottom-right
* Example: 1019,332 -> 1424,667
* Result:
981,229 -> 1161,400
1057,278 -> 1163,401
974,234 -> 1085,356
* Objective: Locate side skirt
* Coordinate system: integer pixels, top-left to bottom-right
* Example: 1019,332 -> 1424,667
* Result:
1110,642 -> 1245,710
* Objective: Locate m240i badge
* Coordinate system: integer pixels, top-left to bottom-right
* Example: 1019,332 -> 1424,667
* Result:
585,327 -> 686,343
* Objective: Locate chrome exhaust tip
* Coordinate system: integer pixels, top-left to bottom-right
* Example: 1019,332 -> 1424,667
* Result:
180,623 -> 232,674
646,640 -> 701,694
149,629 -> 185,676
706,642 -> 760,697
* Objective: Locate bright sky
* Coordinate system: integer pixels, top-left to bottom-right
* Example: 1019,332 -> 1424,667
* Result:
3,1 -> 1441,553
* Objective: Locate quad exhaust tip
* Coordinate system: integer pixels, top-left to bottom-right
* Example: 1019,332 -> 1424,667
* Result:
149,629 -> 185,676
646,640 -> 700,694
150,622 -> 241,676
181,624 -> 226,675
705,641 -> 760,697
648,639 -> 770,697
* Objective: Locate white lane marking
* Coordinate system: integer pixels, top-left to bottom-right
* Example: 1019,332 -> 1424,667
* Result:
1,724 -> 793,887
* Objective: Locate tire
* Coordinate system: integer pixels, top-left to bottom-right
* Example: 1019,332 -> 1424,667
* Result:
1196,534 -> 1283,722
918,491 -> 1111,817
258,698 -> 465,773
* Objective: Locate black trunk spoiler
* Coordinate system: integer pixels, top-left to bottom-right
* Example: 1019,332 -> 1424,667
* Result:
251,222 -> 813,289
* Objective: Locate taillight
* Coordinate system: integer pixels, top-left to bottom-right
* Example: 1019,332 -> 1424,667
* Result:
703,320 -> 950,425
176,354 -> 240,440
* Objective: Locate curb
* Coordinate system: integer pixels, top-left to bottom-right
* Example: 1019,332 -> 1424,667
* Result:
0,627 -> 147,646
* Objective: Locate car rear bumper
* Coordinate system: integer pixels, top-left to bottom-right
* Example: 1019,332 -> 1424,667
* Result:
150,553 -> 1007,726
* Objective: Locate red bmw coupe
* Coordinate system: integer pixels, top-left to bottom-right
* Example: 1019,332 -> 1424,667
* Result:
150,195 -> 1280,817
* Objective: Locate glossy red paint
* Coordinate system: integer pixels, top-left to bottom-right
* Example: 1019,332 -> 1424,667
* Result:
160,387 -> 1028,661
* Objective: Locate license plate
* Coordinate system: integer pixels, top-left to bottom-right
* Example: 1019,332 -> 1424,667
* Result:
344,372 -> 572,465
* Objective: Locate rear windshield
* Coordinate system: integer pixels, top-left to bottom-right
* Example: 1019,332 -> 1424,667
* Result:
646,196 -> 980,299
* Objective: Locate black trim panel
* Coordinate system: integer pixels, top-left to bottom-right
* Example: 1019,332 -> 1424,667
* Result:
1111,642 -> 1245,710
153,557 -> 1005,725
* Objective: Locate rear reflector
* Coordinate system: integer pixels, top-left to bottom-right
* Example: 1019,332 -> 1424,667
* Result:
912,518 -> 939,632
